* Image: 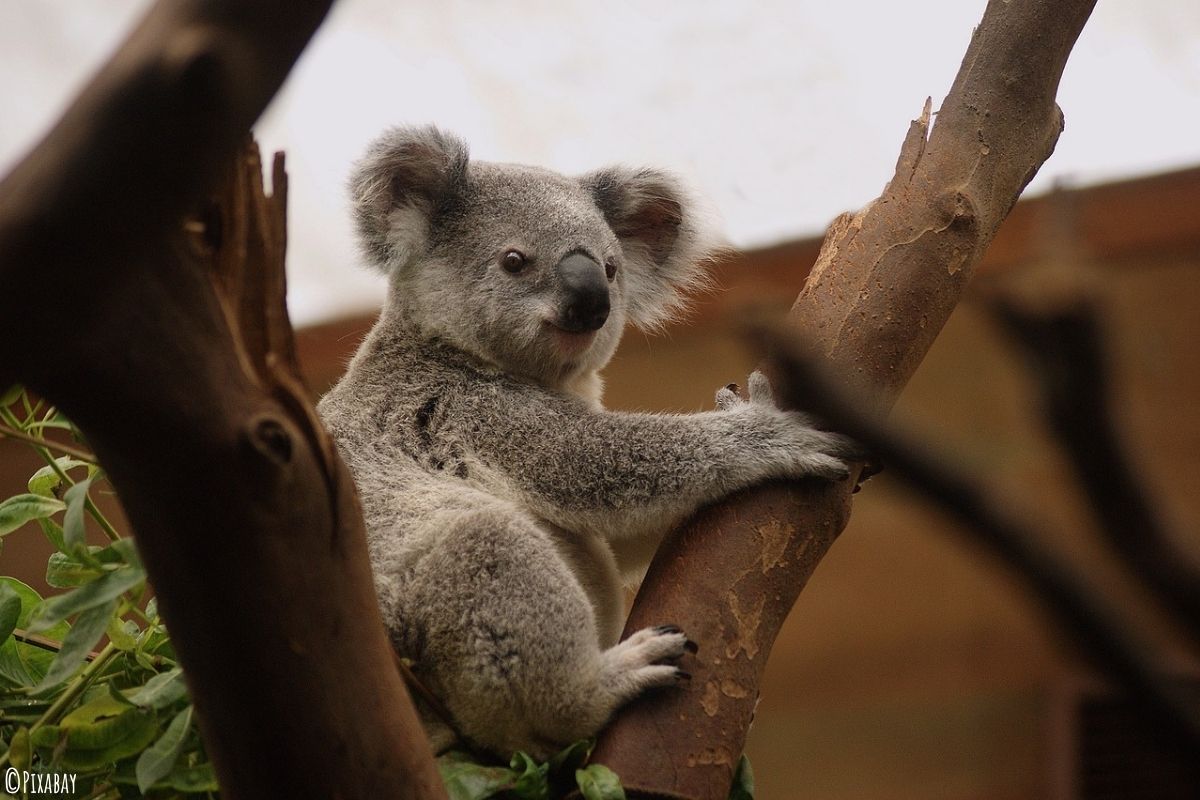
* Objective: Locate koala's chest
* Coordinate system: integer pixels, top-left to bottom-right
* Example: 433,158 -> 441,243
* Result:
385,391 -> 489,486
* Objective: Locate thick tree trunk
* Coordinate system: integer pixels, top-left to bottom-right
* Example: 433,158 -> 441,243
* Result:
592,1 -> 1098,797
0,2 -> 444,798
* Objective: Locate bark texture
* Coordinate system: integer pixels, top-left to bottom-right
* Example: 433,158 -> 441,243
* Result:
0,2 -> 445,798
592,1 -> 1099,797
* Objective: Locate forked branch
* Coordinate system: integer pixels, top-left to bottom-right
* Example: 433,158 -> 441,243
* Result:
593,1 -> 1099,797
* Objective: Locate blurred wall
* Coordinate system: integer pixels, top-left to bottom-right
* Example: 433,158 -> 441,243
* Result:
3,166 -> 1198,799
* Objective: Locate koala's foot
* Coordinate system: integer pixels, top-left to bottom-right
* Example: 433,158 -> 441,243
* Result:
716,370 -> 858,481
598,625 -> 693,701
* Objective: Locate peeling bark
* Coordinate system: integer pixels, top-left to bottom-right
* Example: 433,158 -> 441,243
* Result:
592,1 -> 1099,797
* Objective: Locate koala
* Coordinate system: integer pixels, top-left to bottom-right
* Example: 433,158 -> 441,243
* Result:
317,125 -> 853,759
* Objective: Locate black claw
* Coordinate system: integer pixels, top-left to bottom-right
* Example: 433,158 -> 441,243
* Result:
675,669 -> 692,682
654,624 -> 683,635
684,639 -> 699,654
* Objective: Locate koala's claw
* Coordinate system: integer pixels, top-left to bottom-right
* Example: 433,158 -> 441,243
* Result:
715,384 -> 742,411
684,638 -> 700,655
747,370 -> 775,406
617,626 -> 690,665
675,669 -> 693,682
717,371 -> 779,411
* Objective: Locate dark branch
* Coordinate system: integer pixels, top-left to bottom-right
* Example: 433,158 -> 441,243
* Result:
756,320 -> 1200,763
990,297 -> 1200,645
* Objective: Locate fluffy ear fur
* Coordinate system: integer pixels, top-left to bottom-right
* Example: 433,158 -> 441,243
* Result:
349,125 -> 469,273
580,167 -> 718,330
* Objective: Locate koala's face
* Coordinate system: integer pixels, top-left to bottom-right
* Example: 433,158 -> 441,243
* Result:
414,164 -> 629,390
351,126 -> 714,399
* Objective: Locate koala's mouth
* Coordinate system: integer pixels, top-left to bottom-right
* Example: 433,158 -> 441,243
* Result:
542,321 -> 599,355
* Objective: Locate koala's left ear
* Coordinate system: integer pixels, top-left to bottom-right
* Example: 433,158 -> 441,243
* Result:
580,168 -> 720,330
349,125 -> 470,274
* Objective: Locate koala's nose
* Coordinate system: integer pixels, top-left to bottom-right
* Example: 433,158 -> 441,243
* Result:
557,253 -> 610,333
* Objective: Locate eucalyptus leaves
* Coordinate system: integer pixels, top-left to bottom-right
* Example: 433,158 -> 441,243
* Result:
0,387 -> 214,798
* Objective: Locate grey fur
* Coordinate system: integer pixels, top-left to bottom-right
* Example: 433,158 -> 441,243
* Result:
319,126 -> 853,758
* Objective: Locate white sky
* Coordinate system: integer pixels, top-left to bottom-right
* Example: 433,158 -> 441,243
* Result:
2,1 -> 1198,325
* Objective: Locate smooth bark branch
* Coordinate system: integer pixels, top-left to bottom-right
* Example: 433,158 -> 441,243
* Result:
0,2 -> 445,799
593,1 -> 1098,797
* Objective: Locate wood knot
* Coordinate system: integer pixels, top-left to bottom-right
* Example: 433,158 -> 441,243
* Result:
247,414 -> 293,466
937,191 -> 981,275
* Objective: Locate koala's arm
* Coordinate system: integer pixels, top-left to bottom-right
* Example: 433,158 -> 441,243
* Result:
454,373 -> 851,540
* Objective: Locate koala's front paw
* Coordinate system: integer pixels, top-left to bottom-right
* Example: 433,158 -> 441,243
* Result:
717,371 -> 858,482
714,369 -> 787,412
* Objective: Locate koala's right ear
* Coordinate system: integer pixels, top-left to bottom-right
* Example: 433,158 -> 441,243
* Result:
349,125 -> 469,273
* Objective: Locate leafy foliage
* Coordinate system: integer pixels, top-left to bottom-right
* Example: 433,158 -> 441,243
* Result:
0,388 -> 216,798
436,740 -> 754,800
436,739 -> 625,800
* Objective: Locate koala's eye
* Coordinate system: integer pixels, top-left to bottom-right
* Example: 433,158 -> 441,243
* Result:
501,250 -> 527,273
604,260 -> 618,281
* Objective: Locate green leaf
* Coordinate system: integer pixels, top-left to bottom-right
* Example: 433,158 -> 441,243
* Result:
111,756 -> 220,791
576,764 -> 626,800
0,582 -> 22,644
26,418 -> 76,433
42,694 -> 159,771
509,751 -> 549,800
136,704 -> 193,793
35,598 -> 115,691
0,494 -> 65,537
45,552 -> 103,588
107,617 -> 140,651
0,579 -> 70,688
27,564 -> 145,633
547,738 -> 593,777
728,754 -> 754,800
7,726 -> 31,771
37,517 -> 66,552
125,667 -> 188,710
60,694 -> 146,746
164,761 -> 219,792
437,750 -> 516,800
62,475 -> 95,552
27,457 -> 89,498
47,542 -> 137,588
0,384 -> 22,408
107,538 -> 141,569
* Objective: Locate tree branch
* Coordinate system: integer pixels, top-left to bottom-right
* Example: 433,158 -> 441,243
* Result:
0,2 -> 445,798
592,1 -> 1098,796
